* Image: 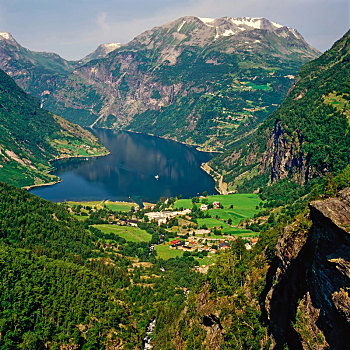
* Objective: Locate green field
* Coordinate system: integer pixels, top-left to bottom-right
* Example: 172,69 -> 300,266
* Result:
66,200 -> 136,212
105,201 -> 136,212
195,254 -> 216,266
174,194 -> 261,231
93,224 -> 151,242
155,244 -> 184,260
196,218 -> 254,236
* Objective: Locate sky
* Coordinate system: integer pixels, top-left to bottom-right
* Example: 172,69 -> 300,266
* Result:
0,0 -> 349,60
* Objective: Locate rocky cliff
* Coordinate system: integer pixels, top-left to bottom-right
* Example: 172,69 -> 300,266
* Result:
264,188 -> 350,349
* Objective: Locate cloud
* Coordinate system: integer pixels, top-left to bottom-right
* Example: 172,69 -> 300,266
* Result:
96,12 -> 110,33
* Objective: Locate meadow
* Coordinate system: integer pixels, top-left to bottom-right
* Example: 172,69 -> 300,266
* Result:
93,224 -> 151,242
66,200 -> 137,212
155,244 -> 184,259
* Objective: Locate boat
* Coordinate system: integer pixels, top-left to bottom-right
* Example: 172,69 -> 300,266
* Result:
155,174 -> 159,180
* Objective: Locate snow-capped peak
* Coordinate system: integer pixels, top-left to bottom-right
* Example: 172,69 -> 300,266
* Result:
230,17 -> 264,29
0,32 -> 14,41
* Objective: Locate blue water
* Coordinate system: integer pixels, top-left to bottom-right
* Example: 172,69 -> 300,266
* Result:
30,129 -> 217,202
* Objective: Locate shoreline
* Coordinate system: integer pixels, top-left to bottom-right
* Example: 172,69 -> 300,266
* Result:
24,129 -> 226,200
23,150 -> 110,191
201,163 -> 231,195
97,127 -> 223,154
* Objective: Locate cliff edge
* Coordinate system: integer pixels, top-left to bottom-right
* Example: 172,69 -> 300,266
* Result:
264,188 -> 350,349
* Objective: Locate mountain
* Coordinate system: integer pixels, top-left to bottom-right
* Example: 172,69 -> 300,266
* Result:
0,68 -> 108,187
0,31 -> 77,97
78,42 -> 122,64
33,16 -> 320,150
210,30 -> 350,191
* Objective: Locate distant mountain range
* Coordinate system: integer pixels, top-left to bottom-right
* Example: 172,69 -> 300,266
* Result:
0,17 -> 320,151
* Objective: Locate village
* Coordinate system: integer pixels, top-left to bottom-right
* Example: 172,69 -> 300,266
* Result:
143,196 -> 260,260
68,192 -> 262,265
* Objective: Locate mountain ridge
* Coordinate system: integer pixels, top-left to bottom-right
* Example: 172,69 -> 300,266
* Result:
33,15 -> 320,150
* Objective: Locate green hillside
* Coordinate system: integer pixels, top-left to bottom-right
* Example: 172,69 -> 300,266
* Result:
210,30 -> 350,190
0,69 -> 108,187
0,182 -> 202,349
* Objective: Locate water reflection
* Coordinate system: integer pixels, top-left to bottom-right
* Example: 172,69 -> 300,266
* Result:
30,129 -> 217,202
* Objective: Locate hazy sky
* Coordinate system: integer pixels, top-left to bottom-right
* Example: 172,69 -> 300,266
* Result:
0,0 -> 349,60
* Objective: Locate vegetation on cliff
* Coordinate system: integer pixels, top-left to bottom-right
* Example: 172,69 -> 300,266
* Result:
0,69 -> 108,187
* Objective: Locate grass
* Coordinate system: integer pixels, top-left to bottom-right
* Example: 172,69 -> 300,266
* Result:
195,254 -> 216,266
245,81 -> 272,91
155,244 -> 184,260
105,201 -> 136,212
174,193 -> 261,210
93,224 -> 151,242
66,200 -> 136,212
174,194 -> 261,235
196,218 -> 254,236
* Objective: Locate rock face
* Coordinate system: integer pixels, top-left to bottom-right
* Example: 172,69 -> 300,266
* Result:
261,120 -> 313,184
264,188 -> 350,349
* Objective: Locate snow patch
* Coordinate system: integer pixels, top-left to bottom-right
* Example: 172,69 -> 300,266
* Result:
103,43 -> 121,49
230,17 -> 263,29
222,29 -> 235,37
271,21 -> 283,29
0,32 -> 12,40
177,21 -> 186,32
198,17 -> 215,24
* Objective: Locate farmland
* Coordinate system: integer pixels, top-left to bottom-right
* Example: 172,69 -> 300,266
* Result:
93,224 -> 151,242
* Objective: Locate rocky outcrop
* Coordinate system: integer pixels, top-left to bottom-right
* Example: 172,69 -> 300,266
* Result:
261,120 -> 318,184
264,188 -> 350,349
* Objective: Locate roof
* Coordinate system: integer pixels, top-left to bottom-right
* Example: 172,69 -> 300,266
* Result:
218,242 -> 230,249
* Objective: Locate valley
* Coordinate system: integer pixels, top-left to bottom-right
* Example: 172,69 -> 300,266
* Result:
0,8 -> 349,350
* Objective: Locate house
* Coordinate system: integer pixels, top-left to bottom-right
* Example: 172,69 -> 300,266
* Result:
193,229 -> 210,236
179,245 -> 195,252
250,237 -> 259,245
200,204 -> 208,211
170,239 -> 181,248
213,201 -> 220,209
218,242 -> 230,250
245,243 -> 252,250
127,219 -> 138,227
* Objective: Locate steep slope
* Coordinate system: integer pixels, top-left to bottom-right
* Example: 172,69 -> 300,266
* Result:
264,187 -> 350,349
0,32 -> 77,97
42,16 -> 319,150
0,69 -> 108,187
0,182 -> 138,348
78,42 -> 122,65
210,30 -> 350,190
